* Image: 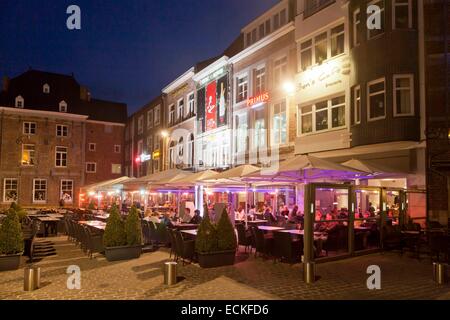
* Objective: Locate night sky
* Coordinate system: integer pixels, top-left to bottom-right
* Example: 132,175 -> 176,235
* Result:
0,0 -> 279,114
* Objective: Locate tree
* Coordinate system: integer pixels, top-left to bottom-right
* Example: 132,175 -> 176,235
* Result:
195,203 -> 218,253
103,204 -> 126,247
125,206 -> 142,246
217,208 -> 237,251
10,202 -> 27,223
0,208 -> 24,255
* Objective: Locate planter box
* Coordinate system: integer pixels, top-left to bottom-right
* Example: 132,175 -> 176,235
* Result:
198,250 -> 236,268
0,253 -> 22,272
105,245 -> 142,262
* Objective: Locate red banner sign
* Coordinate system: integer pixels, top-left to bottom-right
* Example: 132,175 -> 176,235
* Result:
247,92 -> 269,107
206,81 -> 217,131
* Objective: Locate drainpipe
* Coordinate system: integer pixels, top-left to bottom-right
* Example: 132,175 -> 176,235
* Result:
418,0 -> 426,142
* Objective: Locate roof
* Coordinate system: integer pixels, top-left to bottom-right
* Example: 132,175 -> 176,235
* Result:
80,98 -> 127,123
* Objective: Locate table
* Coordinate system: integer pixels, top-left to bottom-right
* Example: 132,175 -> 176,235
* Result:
94,214 -> 109,220
37,217 -> 60,237
401,231 -> 421,236
258,226 -> 285,232
354,227 -> 372,231
181,229 -> 198,236
79,221 -> 106,230
173,223 -> 198,230
247,220 -> 268,225
46,214 -> 64,219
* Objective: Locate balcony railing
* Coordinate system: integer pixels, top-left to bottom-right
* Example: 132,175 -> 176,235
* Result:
304,0 -> 335,19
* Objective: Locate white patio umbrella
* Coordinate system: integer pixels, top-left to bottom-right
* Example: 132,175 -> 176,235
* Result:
168,169 -> 219,186
341,158 -> 400,175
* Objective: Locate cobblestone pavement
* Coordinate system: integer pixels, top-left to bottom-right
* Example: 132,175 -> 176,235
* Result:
0,237 -> 449,300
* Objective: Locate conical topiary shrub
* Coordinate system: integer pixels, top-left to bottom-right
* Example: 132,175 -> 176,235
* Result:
195,203 -> 218,253
217,208 -> 237,251
125,206 -> 142,246
10,202 -> 27,223
103,204 -> 126,248
0,208 -> 24,255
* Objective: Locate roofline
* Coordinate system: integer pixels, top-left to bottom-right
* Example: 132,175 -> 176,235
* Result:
192,56 -> 229,82
86,119 -> 126,126
162,67 -> 195,94
0,106 -> 88,120
241,0 -> 288,33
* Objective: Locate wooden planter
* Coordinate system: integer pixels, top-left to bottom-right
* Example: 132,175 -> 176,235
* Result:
105,245 -> 142,262
198,250 -> 236,268
0,253 -> 22,272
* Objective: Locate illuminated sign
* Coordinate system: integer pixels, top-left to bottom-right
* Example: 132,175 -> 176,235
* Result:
247,92 -> 269,107
199,67 -> 225,86
135,153 -> 151,163
152,150 -> 161,160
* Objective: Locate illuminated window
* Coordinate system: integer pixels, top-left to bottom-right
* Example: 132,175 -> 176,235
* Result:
59,101 -> 67,113
22,144 -> 35,166
43,83 -> 50,94
56,124 -> 68,137
33,179 -> 47,203
3,178 -> 18,203
15,96 -> 24,108
86,162 -> 96,173
169,104 -> 175,125
147,110 -> 153,129
188,93 -> 195,115
331,24 -> 345,57
354,85 -> 361,124
177,98 -> 184,120
314,32 -> 327,64
353,8 -> 361,46
60,180 -> 73,203
23,122 -> 36,135
235,113 -> 248,154
368,0 -> 385,39
331,96 -> 346,128
299,105 -> 313,134
393,0 -> 412,29
367,78 -> 386,120
394,75 -> 414,116
254,67 -> 266,95
273,56 -> 288,87
272,101 -> 287,146
300,40 -> 313,71
253,107 -> 266,150
236,75 -> 248,103
55,146 -> 68,167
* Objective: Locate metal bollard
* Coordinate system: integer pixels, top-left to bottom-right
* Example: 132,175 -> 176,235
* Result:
33,266 -> 41,289
433,262 -> 448,285
164,262 -> 177,286
303,262 -> 316,284
24,267 -> 35,291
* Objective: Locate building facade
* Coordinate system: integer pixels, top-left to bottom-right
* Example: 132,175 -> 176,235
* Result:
0,69 -> 127,207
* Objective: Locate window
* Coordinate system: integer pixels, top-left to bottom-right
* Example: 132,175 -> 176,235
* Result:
178,137 -> 184,160
23,122 -> 36,135
147,136 -> 153,153
56,124 -> 68,137
60,180 -> 73,203
280,9 -> 287,26
15,96 -> 24,108
188,93 -> 195,115
354,86 -> 361,124
86,162 -> 96,173
169,141 -> 176,169
169,104 -> 175,124
55,146 -> 68,167
147,110 -> 153,129
273,56 -> 288,87
43,83 -> 50,94
22,144 -> 35,166
298,95 -> 346,135
89,143 -> 96,152
259,23 -> 265,39
235,113 -> 248,154
112,164 -> 122,174
353,9 -> 361,46
246,33 -> 251,47
254,67 -> 266,95
253,108 -> 266,150
236,75 -> 248,103
393,0 -> 412,29
272,101 -> 287,145
251,29 -> 257,44
3,178 -> 18,203
137,115 -> 144,134
177,98 -> 184,120
300,40 -> 313,71
59,101 -> 67,113
187,134 -> 194,167
367,78 -> 386,120
154,105 -> 161,125
33,179 -> 47,203
314,32 -> 328,64
394,75 -> 414,116
137,140 -> 143,157
154,135 -> 160,151
265,19 -> 271,35
368,0 -> 385,39
331,24 -> 345,57
114,144 -> 121,153
273,12 -> 280,30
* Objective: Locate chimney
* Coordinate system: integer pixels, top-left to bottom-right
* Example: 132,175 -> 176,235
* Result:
80,86 -> 91,101
2,76 -> 9,92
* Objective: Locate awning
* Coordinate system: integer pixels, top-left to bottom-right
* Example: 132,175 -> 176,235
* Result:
168,170 -> 219,186
82,176 -> 135,192
341,159 -> 401,175
122,169 -> 194,189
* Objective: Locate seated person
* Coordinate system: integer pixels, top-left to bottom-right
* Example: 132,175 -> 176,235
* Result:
148,212 -> 161,224
235,206 -> 246,221
189,209 -> 203,224
280,205 -> 290,218
160,213 -> 174,228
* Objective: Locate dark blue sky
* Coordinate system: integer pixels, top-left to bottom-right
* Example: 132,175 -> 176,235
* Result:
0,0 -> 279,114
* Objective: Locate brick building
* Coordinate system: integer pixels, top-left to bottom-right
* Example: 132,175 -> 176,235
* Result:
0,69 -> 127,207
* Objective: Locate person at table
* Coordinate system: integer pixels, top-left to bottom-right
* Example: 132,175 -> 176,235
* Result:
161,213 -> 174,228
235,206 -> 246,221
189,209 -> 203,224
368,202 -> 376,217
288,205 -> 299,223
148,212 -> 161,224
264,206 -> 276,223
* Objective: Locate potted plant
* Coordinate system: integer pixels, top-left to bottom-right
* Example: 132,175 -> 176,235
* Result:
196,207 -> 237,268
10,202 -> 27,224
103,205 -> 142,261
0,208 -> 24,271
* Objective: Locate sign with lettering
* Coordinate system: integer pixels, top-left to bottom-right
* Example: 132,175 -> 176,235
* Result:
205,81 -> 217,131
152,150 -> 160,160
247,92 -> 269,107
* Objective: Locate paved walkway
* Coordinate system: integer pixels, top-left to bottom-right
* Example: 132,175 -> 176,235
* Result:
0,237 -> 449,300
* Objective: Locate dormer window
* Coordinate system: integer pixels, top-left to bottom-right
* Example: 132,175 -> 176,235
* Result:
43,84 -> 50,94
59,101 -> 67,113
15,96 -> 24,108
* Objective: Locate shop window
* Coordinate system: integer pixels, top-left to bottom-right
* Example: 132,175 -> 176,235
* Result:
367,78 -> 386,121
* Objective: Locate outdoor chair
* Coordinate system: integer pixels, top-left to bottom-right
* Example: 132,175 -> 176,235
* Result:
168,229 -> 178,260
141,221 -> 152,245
85,227 -> 104,259
429,233 -> 449,263
148,221 -> 158,243
252,227 -> 274,259
236,223 -> 252,253
273,231 -> 301,264
174,231 -> 195,266
322,225 -> 348,256
382,225 -> 404,254
156,223 -> 170,246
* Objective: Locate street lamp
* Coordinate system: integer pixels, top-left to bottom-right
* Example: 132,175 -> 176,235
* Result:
283,81 -> 295,96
